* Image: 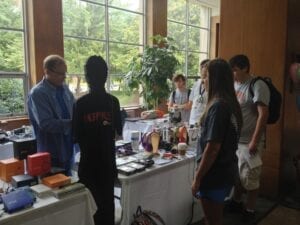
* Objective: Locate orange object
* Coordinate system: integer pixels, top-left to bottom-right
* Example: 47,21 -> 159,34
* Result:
178,126 -> 188,143
155,110 -> 164,118
0,158 -> 24,182
42,173 -> 71,188
27,152 -> 51,176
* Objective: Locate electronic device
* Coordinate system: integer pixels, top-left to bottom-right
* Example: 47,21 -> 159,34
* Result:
116,156 -> 137,166
136,158 -> 154,168
11,174 -> 38,188
126,162 -> 146,172
10,137 -> 37,160
52,182 -> 85,199
30,184 -> 52,198
42,173 -> 71,188
27,152 -> 51,176
0,158 -> 24,182
117,165 -> 137,176
1,189 -> 35,213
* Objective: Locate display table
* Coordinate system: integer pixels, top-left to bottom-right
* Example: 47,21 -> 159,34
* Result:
0,188 -> 97,225
118,151 -> 199,225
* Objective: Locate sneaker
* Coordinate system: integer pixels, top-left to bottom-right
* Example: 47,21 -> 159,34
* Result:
241,209 -> 256,223
224,199 -> 244,213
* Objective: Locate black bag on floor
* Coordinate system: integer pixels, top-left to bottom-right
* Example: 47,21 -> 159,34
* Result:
131,205 -> 166,225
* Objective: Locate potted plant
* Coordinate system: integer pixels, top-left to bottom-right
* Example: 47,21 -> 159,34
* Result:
125,35 -> 179,110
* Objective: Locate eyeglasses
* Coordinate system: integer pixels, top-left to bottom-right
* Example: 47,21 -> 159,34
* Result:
49,69 -> 67,76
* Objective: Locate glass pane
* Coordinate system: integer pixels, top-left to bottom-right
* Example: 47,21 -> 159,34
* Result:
109,8 -> 143,44
66,75 -> 89,99
188,26 -> 200,52
0,30 -> 25,72
109,43 -> 141,75
108,0 -> 144,13
63,0 -> 105,40
187,52 -> 200,77
188,1 -> 202,27
199,53 -> 209,66
200,29 -> 208,52
0,0 -> 23,29
64,37 -> 106,74
0,78 -> 25,115
168,0 -> 186,23
110,76 -> 140,107
174,50 -> 186,75
199,5 -> 210,28
167,21 -> 186,50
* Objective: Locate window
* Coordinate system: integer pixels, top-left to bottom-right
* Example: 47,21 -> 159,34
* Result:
63,0 -> 145,107
168,0 -> 210,81
0,0 -> 28,117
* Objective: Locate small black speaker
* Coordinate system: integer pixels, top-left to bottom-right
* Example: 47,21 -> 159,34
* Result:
11,138 -> 37,160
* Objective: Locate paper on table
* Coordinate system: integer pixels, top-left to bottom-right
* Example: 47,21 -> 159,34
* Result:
240,145 -> 262,169
154,158 -> 172,165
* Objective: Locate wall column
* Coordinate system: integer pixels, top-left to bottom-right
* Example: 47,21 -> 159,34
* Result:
27,0 -> 64,87
146,0 -> 167,44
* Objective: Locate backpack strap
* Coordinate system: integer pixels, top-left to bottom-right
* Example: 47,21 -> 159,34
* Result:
143,210 -> 166,225
173,89 -> 191,103
172,90 -> 176,103
249,76 -> 261,98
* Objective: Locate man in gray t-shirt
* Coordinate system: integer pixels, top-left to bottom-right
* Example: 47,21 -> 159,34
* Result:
168,74 -> 191,123
227,54 -> 270,222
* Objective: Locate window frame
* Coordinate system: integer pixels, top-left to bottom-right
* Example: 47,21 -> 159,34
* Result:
63,0 -> 146,107
0,0 -> 29,118
167,0 -> 211,78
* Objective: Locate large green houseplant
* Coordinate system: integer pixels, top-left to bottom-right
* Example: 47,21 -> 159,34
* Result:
125,35 -> 179,109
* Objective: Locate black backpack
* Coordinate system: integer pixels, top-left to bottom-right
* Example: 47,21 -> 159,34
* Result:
249,76 -> 282,124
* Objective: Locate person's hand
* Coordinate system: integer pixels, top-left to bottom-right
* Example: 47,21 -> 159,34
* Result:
173,104 -> 179,109
183,103 -> 189,110
191,178 -> 200,197
248,141 -> 257,155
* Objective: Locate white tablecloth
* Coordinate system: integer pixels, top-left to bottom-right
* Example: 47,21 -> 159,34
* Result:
118,151 -> 202,225
0,188 -> 97,225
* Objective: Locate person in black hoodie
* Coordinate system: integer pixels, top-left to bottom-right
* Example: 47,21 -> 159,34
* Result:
72,55 -> 122,225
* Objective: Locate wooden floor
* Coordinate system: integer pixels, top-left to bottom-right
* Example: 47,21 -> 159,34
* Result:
191,202 -> 300,225
257,205 -> 300,225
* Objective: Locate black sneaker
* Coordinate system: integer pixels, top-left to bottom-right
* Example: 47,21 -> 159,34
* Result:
224,199 -> 244,213
241,209 -> 256,223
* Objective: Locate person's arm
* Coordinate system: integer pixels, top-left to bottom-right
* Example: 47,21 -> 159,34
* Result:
186,100 -> 193,110
192,141 -> 221,196
114,97 -> 123,139
72,102 -> 80,143
248,80 -> 270,154
28,91 -> 71,135
248,103 -> 268,155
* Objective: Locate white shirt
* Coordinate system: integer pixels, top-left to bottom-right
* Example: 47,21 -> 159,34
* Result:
189,79 -> 207,125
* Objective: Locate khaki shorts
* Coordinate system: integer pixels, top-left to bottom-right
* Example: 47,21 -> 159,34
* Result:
236,142 -> 264,190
